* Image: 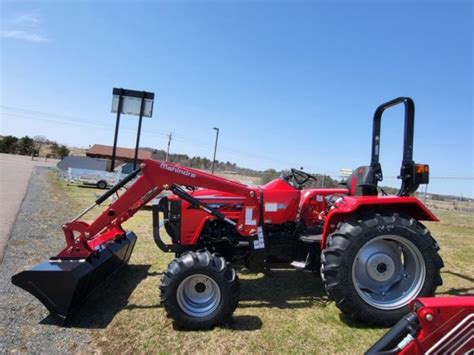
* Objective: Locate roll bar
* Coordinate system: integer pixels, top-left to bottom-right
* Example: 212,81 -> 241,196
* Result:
369,97 -> 427,197
370,97 -> 415,176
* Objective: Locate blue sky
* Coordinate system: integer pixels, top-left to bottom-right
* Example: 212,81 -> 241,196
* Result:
1,0 -> 472,197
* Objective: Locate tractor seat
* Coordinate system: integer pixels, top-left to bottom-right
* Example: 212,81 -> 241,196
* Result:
347,166 -> 378,196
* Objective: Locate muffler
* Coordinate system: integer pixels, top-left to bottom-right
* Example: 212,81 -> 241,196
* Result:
12,232 -> 137,324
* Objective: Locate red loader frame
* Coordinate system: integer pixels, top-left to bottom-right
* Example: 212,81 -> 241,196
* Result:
59,160 -> 262,259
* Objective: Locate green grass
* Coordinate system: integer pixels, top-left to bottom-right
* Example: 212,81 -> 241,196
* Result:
54,176 -> 473,354
424,210 -> 474,296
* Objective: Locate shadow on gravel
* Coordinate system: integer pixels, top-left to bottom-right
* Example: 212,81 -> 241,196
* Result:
238,269 -> 330,310
41,264 -> 151,329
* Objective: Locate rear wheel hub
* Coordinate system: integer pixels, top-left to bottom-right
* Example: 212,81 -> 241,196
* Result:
353,235 -> 426,310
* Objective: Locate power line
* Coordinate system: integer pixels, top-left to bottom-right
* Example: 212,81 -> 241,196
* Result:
2,105 -> 473,180
1,105 -> 306,170
383,176 -> 474,180
0,106 -> 170,137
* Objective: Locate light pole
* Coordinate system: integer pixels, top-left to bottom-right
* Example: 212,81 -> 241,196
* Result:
211,127 -> 219,174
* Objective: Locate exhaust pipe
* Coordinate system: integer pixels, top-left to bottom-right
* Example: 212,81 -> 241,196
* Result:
12,232 -> 137,324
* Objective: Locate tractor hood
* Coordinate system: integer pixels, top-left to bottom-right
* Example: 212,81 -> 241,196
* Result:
173,178 -> 301,225
190,189 -> 246,202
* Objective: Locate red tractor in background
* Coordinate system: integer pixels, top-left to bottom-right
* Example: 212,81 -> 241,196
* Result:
13,97 -> 444,330
367,296 -> 474,354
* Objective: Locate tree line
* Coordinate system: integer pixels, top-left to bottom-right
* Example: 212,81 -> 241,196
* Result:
0,135 -> 70,159
142,147 -> 339,187
148,148 -> 239,172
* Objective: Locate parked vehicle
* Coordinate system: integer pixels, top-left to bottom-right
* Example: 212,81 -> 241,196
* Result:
67,163 -> 133,189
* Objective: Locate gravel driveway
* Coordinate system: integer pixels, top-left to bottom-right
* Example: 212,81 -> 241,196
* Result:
0,167 -> 92,353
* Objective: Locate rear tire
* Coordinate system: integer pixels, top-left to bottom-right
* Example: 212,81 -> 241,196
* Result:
321,213 -> 443,326
160,250 -> 240,329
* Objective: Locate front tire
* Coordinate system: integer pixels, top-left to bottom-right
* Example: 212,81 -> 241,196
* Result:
160,250 -> 240,329
321,213 -> 443,326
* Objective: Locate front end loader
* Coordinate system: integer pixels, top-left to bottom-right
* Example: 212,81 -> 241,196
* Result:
13,97 -> 444,329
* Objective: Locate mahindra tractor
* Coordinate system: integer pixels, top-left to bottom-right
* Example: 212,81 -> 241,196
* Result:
13,97 -> 445,330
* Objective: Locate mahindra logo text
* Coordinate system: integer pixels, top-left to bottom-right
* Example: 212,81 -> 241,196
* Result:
160,163 -> 196,178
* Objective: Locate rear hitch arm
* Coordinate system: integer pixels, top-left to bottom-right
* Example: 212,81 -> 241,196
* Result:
71,168 -> 141,222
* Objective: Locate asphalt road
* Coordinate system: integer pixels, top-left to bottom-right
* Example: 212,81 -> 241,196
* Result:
0,154 -> 58,262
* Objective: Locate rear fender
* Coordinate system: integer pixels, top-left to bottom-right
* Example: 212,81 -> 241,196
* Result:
321,196 -> 438,247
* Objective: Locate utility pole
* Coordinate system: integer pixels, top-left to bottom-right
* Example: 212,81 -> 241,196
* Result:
211,127 -> 219,174
166,132 -> 173,161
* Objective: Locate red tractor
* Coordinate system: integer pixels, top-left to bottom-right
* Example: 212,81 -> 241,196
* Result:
13,97 -> 444,330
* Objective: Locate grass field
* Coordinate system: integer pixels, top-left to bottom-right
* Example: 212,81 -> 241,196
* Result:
55,175 -> 473,354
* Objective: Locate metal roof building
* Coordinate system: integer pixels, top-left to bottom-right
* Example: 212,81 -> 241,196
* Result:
86,144 -> 153,163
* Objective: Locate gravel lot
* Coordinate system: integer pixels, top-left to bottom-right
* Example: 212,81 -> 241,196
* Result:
0,167 -> 92,353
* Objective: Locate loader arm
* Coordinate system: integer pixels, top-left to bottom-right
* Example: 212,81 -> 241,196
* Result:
59,159 -> 261,259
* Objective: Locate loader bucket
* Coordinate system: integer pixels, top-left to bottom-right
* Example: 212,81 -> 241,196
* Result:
11,232 -> 137,324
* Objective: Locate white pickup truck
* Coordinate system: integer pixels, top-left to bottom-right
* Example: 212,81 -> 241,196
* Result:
67,164 -> 133,189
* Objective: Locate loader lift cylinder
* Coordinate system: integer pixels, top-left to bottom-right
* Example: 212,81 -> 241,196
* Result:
72,168 -> 141,222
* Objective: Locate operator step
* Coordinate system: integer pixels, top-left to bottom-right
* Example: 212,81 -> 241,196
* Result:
298,234 -> 322,244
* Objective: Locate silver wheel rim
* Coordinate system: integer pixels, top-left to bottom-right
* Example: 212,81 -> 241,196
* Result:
352,235 -> 425,310
177,274 -> 221,317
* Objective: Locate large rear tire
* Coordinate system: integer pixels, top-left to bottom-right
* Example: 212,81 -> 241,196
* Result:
160,250 -> 240,329
321,213 -> 443,326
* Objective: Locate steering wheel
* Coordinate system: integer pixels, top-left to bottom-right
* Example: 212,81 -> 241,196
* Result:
287,168 -> 318,187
